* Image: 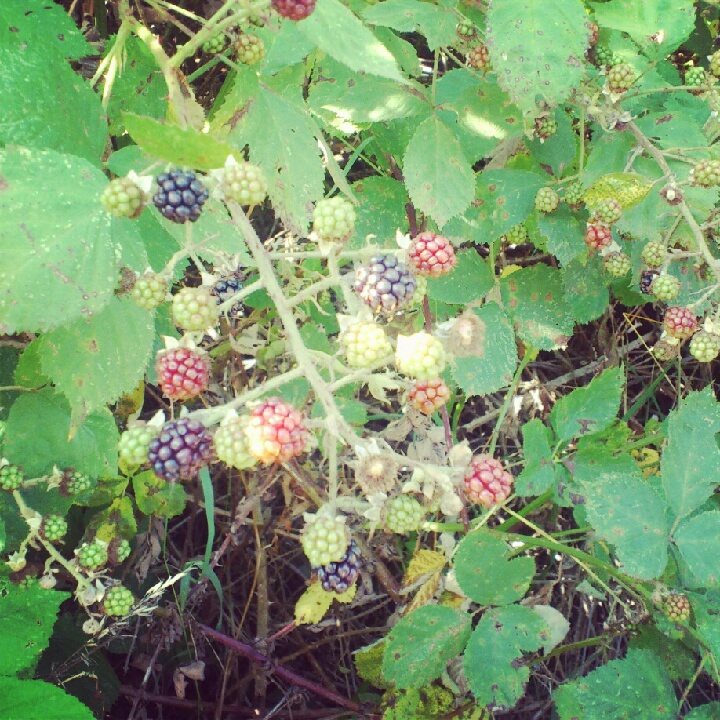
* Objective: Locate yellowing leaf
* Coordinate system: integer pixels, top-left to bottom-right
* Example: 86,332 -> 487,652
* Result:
405,573 -> 442,614
403,549 -> 447,586
583,173 -> 651,210
294,582 -> 356,625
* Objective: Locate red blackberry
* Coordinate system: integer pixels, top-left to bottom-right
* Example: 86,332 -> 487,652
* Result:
272,0 -> 316,20
408,232 -> 457,277
585,222 -> 612,250
153,170 -> 209,223
663,306 -> 697,340
147,418 -> 213,482
156,347 -> 211,401
408,378 -> 451,415
317,540 -> 361,593
354,254 -> 417,316
246,397 -> 308,465
464,454 -> 513,507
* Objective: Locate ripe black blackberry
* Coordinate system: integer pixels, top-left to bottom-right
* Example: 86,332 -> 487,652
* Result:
640,269 -> 660,294
211,274 -> 244,318
354,254 -> 417,316
147,418 -> 213,482
317,540 -> 361,593
153,170 -> 209,223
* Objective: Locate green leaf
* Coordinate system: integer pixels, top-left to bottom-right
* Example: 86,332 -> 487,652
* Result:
299,0 -> 403,81
403,116 -> 474,228
382,605 -> 470,689
351,176 -> 409,250
635,110 -> 707,150
4,389 -> 118,478
515,419 -> 556,496
0,5 -> 105,164
661,389 -> 720,519
37,298 -> 154,427
472,170 -> 547,241
629,624 -> 696,682
487,0 -> 590,121
553,648 -> 676,720
589,0 -> 695,61
526,111 -> 577,177
89,496 -> 137,542
262,22 -> 315,75
685,705 -> 720,720
581,475 -> 669,580
674,512 -> 720,587
0,147 -> 117,334
123,114 -> 243,171
0,678 -> 94,720
426,249 -> 493,305
563,258 -> 609,324
536,204 -> 587,267
550,366 -> 624,443
500,265 -> 575,350
362,0 -> 458,51
463,605 -> 549,709
106,37 -> 168,135
454,531 -> 534,606
0,0 -> 91,59
690,591 -> 720,661
0,578 -> 69,675
133,471 -> 188,519
449,303 -> 518,397
229,86 -> 324,234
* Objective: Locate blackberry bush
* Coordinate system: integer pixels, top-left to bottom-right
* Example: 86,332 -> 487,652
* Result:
153,170 -> 209,223
147,418 -> 213,482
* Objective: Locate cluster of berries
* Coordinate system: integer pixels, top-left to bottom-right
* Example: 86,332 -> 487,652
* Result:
586,198 -> 622,252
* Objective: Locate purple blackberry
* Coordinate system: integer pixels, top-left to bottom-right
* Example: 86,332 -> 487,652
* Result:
211,274 -> 244,318
354,254 -> 417,316
640,269 -> 660,294
147,418 -> 213,482
153,170 -> 209,224
317,540 -> 361,593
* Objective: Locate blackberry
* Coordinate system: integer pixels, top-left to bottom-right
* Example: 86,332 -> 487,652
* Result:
147,418 -> 213,482
689,330 -> 720,362
272,0 -> 316,20
312,196 -> 356,243
711,50 -> 720,79
503,224 -> 529,244
594,45 -> 616,67
42,515 -> 68,543
563,182 -> 584,208
652,338 -> 680,362
156,346 -> 211,401
153,170 -> 209,223
354,254 -> 417,316
0,464 -> 24,491
606,63 -> 637,93
119,422 -> 158,468
690,159 -> 720,188
211,274 -> 244,318
235,34 -> 265,65
317,540 -> 361,593
685,66 -> 709,92
535,187 -> 559,213
221,161 -> 267,206
108,537 -> 132,565
302,514 -> 350,566
103,585 -> 135,617
202,33 -> 227,54
640,269 -> 660,294
534,116 -> 558,141
101,177 -> 146,219
214,414 -> 258,470
76,541 -> 108,570
664,592 -> 691,622
603,252 -> 631,278
61,470 -> 95,496
456,19 -> 477,42
641,241 -> 667,267
130,272 -> 168,310
592,198 -> 622,225
408,232 -> 456,277
172,286 -> 220,331
664,306 -> 697,340
467,43 -> 491,72
385,495 -> 426,534
651,274 -> 680,303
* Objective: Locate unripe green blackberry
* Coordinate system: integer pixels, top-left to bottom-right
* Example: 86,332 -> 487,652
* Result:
664,592 -> 691,622
534,116 -> 558,141
606,63 -> 637,93
172,287 -> 220,331
0,464 -> 24,491
103,585 -> 134,617
301,514 -> 350,567
202,33 -> 227,54
312,196 -> 356,242
594,45 -> 617,67
689,330 -> 720,362
341,321 -> 393,368
535,187 -> 559,213
503,224 -> 529,244
603,251 -> 631,278
235,34 -> 265,65
652,337 -> 681,362
108,537 -> 132,565
467,43 -> 491,72
131,272 -> 168,310
42,515 -> 67,543
76,541 -> 108,570
384,495 -> 426,534
690,158 -> 720,188
711,50 -> 720,79
213,414 -> 258,470
592,198 -> 622,225
100,177 -> 146,219
119,423 -> 158,468
395,332 -> 446,381
221,160 -> 268,206
456,19 -> 477,42
685,66 -> 709,91
563,182 -> 584,208
641,241 -> 667,267
61,470 -> 95,497
651,274 -> 681,302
